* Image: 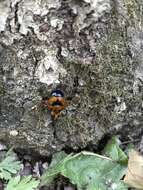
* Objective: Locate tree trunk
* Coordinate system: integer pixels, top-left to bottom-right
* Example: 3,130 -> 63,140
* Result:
0,0 -> 142,155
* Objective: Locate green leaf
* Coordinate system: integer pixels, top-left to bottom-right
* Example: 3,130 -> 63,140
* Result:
103,137 -> 128,164
41,151 -> 68,185
0,151 -> 22,180
5,175 -> 39,190
41,137 -> 128,190
61,152 -> 128,190
50,151 -> 68,168
110,181 -> 128,190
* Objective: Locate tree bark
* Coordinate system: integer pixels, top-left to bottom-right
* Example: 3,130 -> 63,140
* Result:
0,0 -> 142,155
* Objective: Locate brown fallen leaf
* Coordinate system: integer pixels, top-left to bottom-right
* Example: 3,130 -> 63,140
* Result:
124,149 -> 143,189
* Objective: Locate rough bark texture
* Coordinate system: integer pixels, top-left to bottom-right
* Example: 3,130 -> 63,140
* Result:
0,0 -> 143,156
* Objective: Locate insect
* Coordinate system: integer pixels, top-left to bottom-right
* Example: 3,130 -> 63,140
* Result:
42,90 -> 68,119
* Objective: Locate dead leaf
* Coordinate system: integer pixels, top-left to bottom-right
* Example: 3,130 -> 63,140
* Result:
124,149 -> 143,189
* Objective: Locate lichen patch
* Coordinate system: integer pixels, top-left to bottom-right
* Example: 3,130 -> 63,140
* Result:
83,0 -> 111,20
35,48 -> 67,85
91,0 -> 111,19
0,0 -> 10,32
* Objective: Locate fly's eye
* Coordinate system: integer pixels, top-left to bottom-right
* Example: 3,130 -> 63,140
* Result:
51,90 -> 64,97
